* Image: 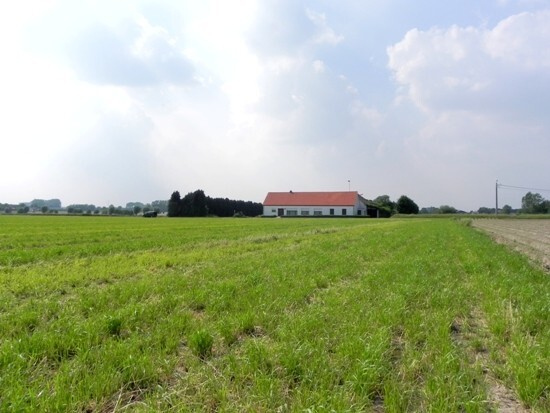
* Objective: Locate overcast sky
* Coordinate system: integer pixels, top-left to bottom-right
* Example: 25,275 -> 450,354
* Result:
1,0 -> 549,210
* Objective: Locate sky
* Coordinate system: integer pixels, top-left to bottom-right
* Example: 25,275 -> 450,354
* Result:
1,0 -> 549,210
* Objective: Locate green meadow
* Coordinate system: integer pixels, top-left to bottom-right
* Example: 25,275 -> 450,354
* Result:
0,216 -> 548,412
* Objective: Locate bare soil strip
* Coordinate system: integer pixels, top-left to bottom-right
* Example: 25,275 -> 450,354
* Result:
472,219 -> 550,270
451,309 -> 529,413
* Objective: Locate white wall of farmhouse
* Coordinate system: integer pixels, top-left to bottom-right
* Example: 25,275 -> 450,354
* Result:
263,203 -> 367,217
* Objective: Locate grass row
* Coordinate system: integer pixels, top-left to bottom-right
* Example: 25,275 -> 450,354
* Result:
0,216 -> 548,411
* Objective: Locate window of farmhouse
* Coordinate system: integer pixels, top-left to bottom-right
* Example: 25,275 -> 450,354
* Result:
287,210 -> 298,216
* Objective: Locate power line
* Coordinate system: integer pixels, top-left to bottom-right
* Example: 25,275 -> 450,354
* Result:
495,181 -> 550,215
498,183 -> 550,193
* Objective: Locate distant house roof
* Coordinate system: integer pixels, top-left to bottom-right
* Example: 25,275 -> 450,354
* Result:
263,191 -> 360,206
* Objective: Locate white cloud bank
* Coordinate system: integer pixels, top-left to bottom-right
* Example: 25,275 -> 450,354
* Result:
0,1 -> 549,210
387,10 -> 550,209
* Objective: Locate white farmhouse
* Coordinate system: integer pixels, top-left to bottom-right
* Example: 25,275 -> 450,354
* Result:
263,191 -> 373,217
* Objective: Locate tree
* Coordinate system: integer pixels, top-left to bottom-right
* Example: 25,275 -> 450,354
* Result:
133,205 -> 142,215
41,206 -> 49,214
190,190 -> 207,216
501,204 -> 513,215
521,192 -> 547,214
151,200 -> 168,213
126,202 -> 144,210
439,205 -> 457,214
179,190 -> 208,217
31,199 -> 61,209
373,195 -> 396,216
396,195 -> 419,214
206,196 -> 263,217
168,191 -> 181,217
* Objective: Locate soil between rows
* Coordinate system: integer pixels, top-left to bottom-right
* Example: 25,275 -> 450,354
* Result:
472,219 -> 550,271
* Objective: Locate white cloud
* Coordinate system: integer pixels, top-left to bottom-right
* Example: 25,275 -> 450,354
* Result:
66,20 -> 194,86
387,9 -> 550,208
388,10 -> 550,116
306,8 -> 344,45
312,59 -> 326,73
484,10 -> 550,68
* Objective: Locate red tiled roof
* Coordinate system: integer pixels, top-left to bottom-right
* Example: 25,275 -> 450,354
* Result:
263,191 -> 359,206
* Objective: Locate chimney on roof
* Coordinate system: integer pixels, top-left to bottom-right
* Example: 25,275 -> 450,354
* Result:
289,190 -> 293,193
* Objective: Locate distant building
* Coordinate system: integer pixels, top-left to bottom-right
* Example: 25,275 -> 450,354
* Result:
263,191 -> 378,217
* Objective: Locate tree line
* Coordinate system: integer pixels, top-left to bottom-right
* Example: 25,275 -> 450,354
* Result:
2,191 -> 547,217
168,190 -> 263,217
373,191 -> 550,216
0,200 -> 169,215
369,194 -> 420,216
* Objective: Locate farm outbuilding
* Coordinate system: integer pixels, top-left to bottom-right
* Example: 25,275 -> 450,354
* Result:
263,191 -> 379,217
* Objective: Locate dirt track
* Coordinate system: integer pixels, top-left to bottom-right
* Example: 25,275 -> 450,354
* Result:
472,219 -> 550,271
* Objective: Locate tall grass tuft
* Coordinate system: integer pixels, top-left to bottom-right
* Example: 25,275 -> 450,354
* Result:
189,329 -> 214,359
106,316 -> 123,337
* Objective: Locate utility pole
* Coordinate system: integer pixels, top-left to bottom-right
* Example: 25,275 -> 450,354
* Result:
495,180 -> 499,215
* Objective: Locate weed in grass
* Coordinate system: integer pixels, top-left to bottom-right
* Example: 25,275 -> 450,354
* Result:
219,324 -> 239,347
238,312 -> 258,337
106,317 -> 123,337
189,301 -> 206,313
243,340 -> 273,375
189,330 -> 214,359
280,352 -> 305,385
315,278 -> 329,289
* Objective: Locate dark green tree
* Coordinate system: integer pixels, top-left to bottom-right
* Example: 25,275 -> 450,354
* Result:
41,206 -> 49,214
373,195 -> 396,216
168,191 -> 181,217
180,192 -> 192,216
168,190 -> 262,217
521,192 -> 547,214
396,195 -> 419,214
439,205 -> 457,214
191,190 -> 207,216
501,204 -> 513,214
179,190 -> 208,217
206,196 -> 262,217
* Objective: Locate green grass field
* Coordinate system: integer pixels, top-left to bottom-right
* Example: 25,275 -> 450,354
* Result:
0,216 -> 548,412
